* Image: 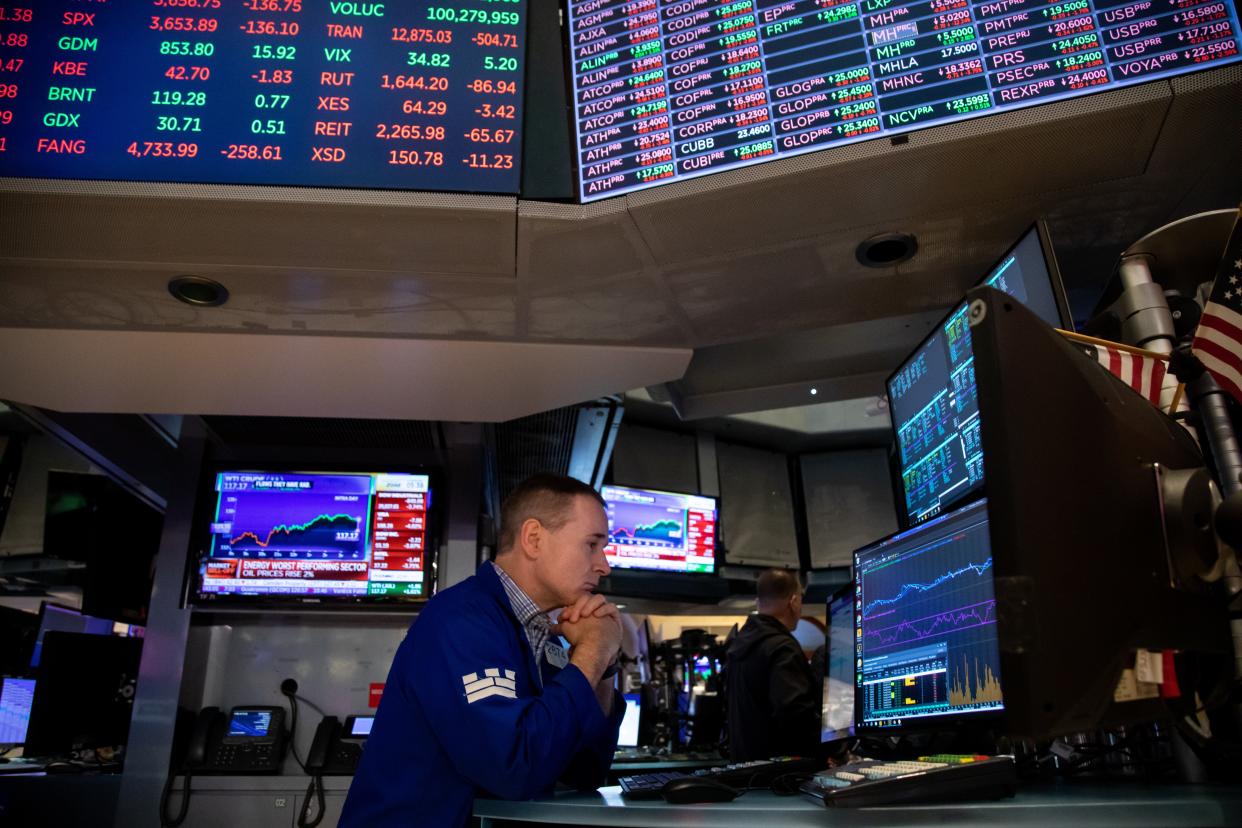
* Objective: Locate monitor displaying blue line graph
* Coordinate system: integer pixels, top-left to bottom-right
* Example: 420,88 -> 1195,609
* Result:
888,223 -> 1069,526
601,485 -> 718,574
854,498 -> 1002,731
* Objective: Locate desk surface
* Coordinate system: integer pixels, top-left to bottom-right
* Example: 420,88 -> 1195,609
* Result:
474,783 -> 1242,827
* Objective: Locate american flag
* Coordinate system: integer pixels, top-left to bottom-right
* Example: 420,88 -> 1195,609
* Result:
1191,207 -> 1242,403
1075,341 -> 1167,407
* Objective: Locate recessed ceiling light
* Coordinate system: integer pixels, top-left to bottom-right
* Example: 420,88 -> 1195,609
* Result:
856,232 -> 918,268
168,275 -> 229,307
810,387 -> 818,396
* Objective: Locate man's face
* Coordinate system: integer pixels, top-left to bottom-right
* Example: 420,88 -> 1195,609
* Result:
532,495 -> 611,607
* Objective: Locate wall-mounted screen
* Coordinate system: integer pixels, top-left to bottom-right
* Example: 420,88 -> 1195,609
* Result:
601,484 -> 718,573
194,470 -> 433,603
0,2 -> 528,193
565,0 -> 1241,202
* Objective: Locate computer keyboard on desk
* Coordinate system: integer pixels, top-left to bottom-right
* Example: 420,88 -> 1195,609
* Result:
799,754 -> 1017,808
618,756 -> 821,800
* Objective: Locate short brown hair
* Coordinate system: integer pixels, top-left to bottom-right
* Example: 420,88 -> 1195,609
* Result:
756,568 -> 801,602
498,473 -> 607,554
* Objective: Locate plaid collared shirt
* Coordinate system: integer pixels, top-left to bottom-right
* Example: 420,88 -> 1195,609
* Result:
488,560 -> 551,666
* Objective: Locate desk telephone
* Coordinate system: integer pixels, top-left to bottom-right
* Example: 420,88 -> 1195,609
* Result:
185,705 -> 288,774
306,714 -> 372,775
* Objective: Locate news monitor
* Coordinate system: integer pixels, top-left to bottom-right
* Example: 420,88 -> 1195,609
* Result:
193,470 -> 434,604
821,585 -> 855,743
0,2 -> 529,193
854,497 -> 1003,731
888,223 -> 1070,525
565,0 -> 1242,201
600,485 -> 718,573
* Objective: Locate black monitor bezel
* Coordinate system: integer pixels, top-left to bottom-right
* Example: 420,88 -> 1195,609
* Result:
599,482 -> 721,576
186,462 -> 442,610
850,497 -> 1005,736
885,221 -> 1072,528
821,582 -> 856,744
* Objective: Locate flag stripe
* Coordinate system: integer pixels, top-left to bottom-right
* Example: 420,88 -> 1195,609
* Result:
1086,340 -> 1168,407
1196,347 -> 1242,402
1194,334 -> 1242,386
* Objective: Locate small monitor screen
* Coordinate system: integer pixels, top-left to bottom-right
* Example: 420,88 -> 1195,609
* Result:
0,3 -> 531,194
228,709 -> 273,739
821,588 -> 855,743
854,498 -> 1003,731
617,694 -> 641,748
348,716 -> 375,738
196,471 -> 432,602
888,224 -> 1067,525
31,603 -> 115,669
601,485 -> 718,574
0,678 -> 36,745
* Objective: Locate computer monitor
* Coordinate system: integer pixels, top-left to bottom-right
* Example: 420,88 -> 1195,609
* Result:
24,631 -> 142,758
821,585 -> 855,744
887,223 -> 1072,526
30,602 -> 115,670
0,678 -> 36,746
600,485 -> 718,574
967,285 -> 1227,739
617,694 -> 642,749
44,470 -> 164,623
854,498 -> 1003,732
191,469 -> 436,604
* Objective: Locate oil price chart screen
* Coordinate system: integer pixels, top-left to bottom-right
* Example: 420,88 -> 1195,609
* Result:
566,0 -> 1241,201
0,1 -> 528,193
200,471 -> 431,599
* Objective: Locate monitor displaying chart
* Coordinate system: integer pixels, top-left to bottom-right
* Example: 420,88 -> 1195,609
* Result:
600,485 -> 718,573
854,497 -> 1003,731
196,470 -> 432,602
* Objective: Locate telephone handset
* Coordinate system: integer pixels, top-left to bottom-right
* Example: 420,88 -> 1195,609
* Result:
185,705 -> 288,774
305,714 -> 372,775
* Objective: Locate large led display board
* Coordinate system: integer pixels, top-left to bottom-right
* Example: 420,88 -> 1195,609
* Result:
0,1 -> 528,193
566,0 -> 1241,201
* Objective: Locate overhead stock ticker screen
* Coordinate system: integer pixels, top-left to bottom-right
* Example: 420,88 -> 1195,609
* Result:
855,498 -> 1003,730
601,485 -> 718,573
198,471 -> 431,600
566,0 -> 1242,201
0,1 -> 528,193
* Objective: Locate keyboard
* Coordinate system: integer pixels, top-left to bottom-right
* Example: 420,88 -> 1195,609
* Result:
618,756 -> 820,800
0,757 -> 49,775
799,754 -> 1017,808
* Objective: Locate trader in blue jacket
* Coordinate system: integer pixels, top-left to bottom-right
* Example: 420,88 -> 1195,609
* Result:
340,473 -> 626,827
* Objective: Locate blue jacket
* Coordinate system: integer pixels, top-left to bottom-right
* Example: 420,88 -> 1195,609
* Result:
339,563 -> 624,827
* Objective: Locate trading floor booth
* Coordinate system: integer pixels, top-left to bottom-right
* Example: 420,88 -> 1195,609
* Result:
0,1 -> 1240,826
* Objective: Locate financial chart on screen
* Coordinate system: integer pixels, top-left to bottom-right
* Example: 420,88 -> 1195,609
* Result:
888,225 -> 1066,525
565,0 -> 1241,201
601,485 -> 718,573
854,498 -> 1002,730
199,471 -> 431,600
0,2 -> 528,193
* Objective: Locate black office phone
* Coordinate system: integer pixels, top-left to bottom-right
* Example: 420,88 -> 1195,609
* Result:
186,706 -> 288,774
306,714 -> 373,776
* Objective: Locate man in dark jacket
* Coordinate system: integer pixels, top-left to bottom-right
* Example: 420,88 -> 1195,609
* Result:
725,568 -> 820,761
